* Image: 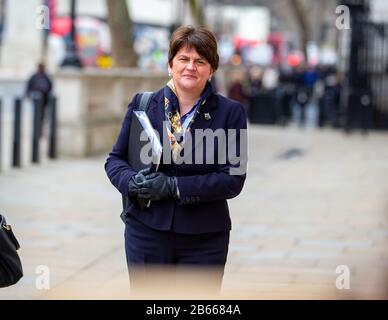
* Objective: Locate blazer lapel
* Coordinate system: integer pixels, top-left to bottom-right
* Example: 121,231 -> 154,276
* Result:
146,92 -> 165,142
182,93 -> 218,161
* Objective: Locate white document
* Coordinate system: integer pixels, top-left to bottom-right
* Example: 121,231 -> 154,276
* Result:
133,111 -> 163,208
133,110 -> 162,167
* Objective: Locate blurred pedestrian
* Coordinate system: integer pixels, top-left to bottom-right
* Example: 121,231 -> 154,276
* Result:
227,71 -> 248,105
105,26 -> 247,294
247,65 -> 263,96
321,67 -> 341,127
277,68 -> 295,125
25,63 -> 53,136
292,64 -> 311,127
262,65 -> 279,92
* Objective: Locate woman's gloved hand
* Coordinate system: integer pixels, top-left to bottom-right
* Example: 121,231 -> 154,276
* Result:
137,172 -> 178,201
128,168 -> 151,197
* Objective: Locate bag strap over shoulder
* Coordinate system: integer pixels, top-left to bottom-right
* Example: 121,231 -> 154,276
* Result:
121,91 -> 154,221
136,91 -> 153,112
128,91 -> 153,160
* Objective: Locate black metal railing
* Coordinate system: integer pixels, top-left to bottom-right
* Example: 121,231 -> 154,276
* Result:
341,0 -> 388,131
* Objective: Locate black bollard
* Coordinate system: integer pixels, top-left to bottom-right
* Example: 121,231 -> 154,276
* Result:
32,96 -> 42,163
48,96 -> 57,159
12,98 -> 22,168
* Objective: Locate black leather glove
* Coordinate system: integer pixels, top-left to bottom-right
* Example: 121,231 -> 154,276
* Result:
137,172 -> 178,201
128,168 -> 151,197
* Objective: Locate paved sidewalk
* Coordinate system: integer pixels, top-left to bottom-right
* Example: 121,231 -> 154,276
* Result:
0,125 -> 387,299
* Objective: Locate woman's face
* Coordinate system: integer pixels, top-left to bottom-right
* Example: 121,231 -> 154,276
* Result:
169,46 -> 213,94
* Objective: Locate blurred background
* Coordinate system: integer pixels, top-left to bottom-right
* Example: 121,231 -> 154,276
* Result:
0,0 -> 387,299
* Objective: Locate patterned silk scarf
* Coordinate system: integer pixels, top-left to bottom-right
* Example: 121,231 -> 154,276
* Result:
164,79 -> 214,162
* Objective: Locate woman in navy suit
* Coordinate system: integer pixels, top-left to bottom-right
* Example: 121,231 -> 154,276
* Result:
105,26 -> 247,293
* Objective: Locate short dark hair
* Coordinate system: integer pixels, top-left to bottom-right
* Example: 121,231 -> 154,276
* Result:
168,26 -> 219,72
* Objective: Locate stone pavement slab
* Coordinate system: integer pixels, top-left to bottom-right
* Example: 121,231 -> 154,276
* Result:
0,125 -> 387,299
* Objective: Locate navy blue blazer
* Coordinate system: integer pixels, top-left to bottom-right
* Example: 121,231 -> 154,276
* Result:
105,87 -> 247,234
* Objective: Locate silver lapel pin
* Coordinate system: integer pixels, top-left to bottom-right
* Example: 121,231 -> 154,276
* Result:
204,112 -> 211,120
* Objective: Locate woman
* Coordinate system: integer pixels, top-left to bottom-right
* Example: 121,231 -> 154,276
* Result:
105,26 -> 247,293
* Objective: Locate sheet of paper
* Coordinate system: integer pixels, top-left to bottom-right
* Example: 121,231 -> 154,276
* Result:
133,110 -> 163,166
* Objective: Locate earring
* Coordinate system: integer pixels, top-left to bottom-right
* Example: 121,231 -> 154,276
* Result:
208,76 -> 212,82
168,70 -> 172,77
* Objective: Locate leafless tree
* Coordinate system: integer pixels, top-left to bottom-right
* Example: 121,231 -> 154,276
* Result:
106,0 -> 137,67
188,0 -> 205,26
287,0 -> 336,59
